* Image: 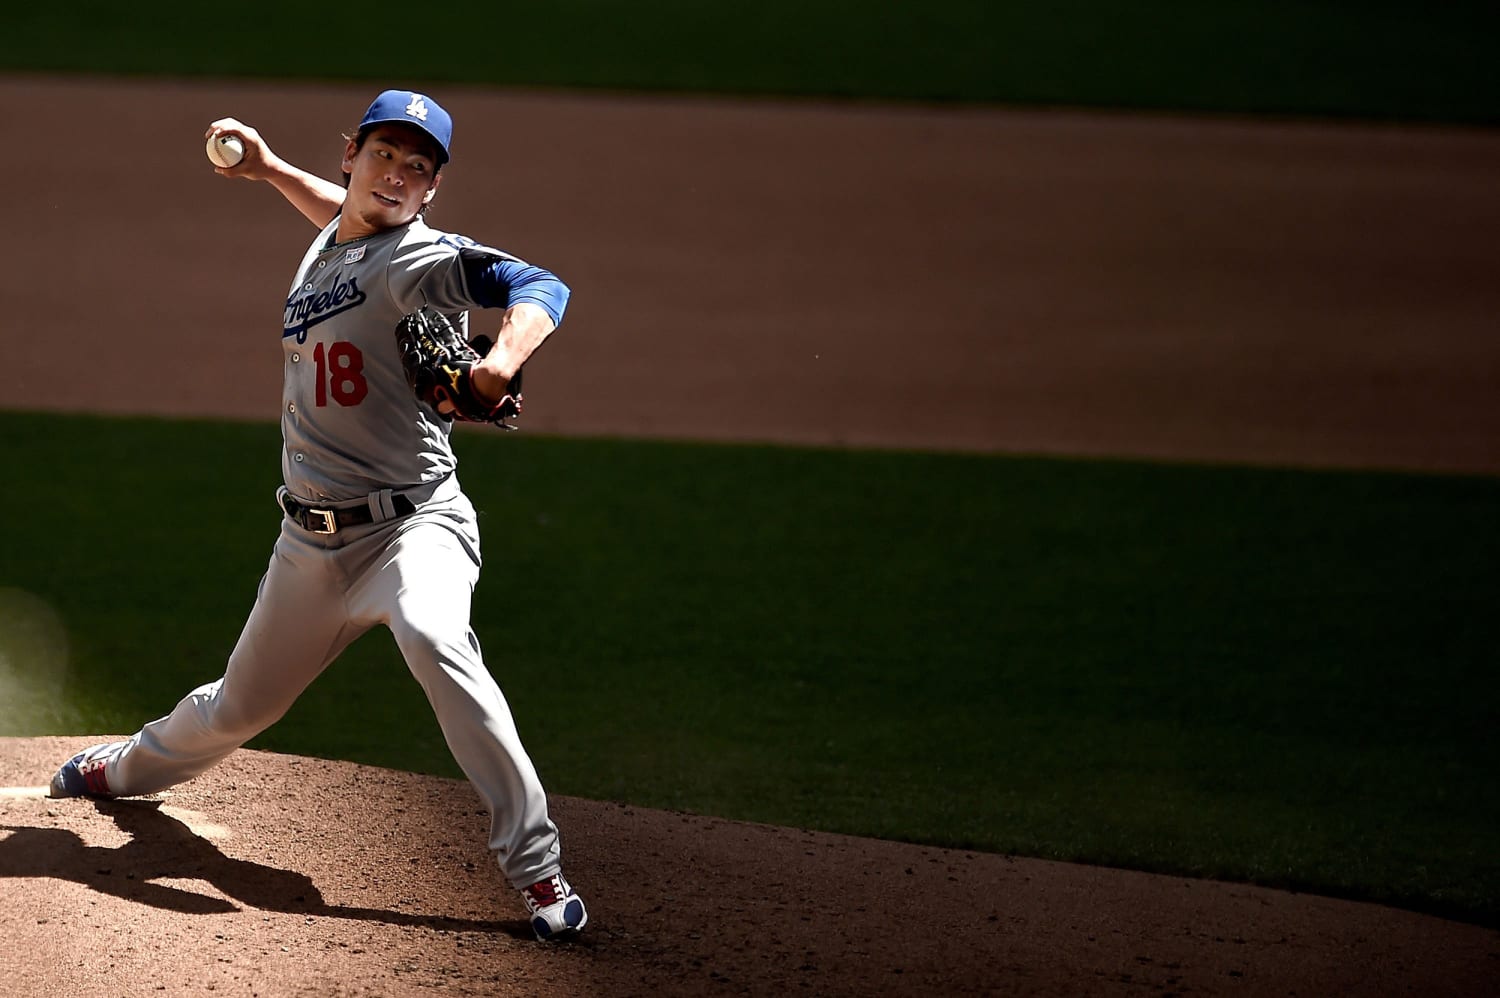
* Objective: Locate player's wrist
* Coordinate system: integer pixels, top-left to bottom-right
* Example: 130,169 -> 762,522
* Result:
469,360 -> 512,405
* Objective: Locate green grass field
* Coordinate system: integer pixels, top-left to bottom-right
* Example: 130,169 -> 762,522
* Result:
4,2 -> 1499,122
2,413 -> 1496,925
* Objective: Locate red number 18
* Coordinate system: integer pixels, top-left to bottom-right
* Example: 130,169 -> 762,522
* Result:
312,341 -> 369,407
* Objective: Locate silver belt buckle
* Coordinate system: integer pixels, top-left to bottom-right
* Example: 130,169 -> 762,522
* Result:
308,508 -> 338,534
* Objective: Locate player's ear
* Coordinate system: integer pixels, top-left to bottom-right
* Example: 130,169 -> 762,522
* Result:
423,173 -> 442,203
340,138 -> 360,174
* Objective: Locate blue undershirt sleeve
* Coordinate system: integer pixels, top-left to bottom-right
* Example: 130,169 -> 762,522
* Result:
460,251 -> 571,327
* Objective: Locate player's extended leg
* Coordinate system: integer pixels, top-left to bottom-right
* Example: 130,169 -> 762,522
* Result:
102,526 -> 367,796
355,520 -> 564,889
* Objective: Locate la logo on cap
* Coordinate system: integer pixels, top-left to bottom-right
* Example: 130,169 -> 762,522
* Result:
405,95 -> 429,121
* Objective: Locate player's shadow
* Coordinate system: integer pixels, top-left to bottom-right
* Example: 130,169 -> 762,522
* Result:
0,798 -> 535,940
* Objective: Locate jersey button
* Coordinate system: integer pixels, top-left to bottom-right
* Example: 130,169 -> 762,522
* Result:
287,402 -> 297,414
293,453 -> 305,463
291,352 -> 301,363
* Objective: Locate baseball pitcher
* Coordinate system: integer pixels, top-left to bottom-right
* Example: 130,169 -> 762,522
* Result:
47,90 -> 588,941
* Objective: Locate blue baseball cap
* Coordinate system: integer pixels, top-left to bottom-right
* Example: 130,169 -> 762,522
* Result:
358,90 -> 454,164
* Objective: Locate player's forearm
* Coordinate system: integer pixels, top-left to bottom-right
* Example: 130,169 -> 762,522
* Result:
205,118 -> 345,228
262,159 -> 346,228
473,303 -> 556,399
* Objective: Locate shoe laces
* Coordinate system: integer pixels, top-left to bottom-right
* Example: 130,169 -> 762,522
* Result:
521,875 -> 567,912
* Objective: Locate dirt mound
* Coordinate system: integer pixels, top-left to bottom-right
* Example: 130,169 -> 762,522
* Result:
1,737 -> 1494,996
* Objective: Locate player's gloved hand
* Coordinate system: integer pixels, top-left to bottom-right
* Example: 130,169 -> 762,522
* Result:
395,307 -> 524,427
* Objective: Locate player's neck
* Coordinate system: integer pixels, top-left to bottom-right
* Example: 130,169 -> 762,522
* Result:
336,208 -> 417,245
335,213 -> 377,244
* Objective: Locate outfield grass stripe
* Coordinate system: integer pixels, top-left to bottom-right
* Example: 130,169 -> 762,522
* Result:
2,411 -> 1495,925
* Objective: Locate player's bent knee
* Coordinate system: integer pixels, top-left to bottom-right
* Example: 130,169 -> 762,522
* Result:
190,679 -> 294,740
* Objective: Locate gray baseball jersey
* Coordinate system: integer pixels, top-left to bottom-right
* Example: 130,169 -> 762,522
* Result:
281,215 -> 562,501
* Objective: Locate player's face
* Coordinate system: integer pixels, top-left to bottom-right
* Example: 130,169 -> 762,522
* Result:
340,125 -> 443,237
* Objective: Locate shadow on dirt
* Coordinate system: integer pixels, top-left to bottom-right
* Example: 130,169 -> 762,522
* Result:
0,798 -> 536,941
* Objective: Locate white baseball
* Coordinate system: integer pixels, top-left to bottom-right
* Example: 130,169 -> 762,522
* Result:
206,134 -> 245,169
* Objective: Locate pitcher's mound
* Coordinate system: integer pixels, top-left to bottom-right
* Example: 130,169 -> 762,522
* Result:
0,737 -> 1492,996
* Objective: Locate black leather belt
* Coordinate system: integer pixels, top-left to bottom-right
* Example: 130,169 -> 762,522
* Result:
281,493 -> 416,535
